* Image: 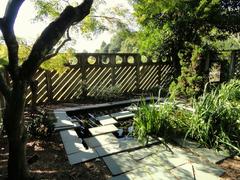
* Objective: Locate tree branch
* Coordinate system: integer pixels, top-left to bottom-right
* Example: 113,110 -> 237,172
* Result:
0,18 -> 3,30
1,0 -> 25,80
42,27 -> 72,61
4,0 -> 25,27
0,72 -> 11,102
91,15 -> 122,22
21,0 -> 93,80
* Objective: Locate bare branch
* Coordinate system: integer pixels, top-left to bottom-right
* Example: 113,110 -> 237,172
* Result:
42,27 -> 72,61
21,0 -> 93,80
0,72 -> 11,101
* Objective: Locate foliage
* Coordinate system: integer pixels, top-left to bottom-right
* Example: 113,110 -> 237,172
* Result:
33,0 -> 135,39
169,45 -> 218,99
98,41 -> 109,53
41,49 -> 77,73
212,35 -> 240,50
186,80 -> 240,153
133,80 -> 240,153
0,43 -> 31,66
93,84 -> 122,101
96,28 -> 138,53
27,110 -> 55,140
0,43 -> 76,74
131,0 -> 240,98
133,99 -> 190,144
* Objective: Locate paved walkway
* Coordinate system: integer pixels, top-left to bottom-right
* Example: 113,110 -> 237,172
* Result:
54,110 -> 227,180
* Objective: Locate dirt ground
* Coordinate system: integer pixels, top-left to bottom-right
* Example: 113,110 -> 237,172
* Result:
0,134 -> 111,180
0,133 -> 239,180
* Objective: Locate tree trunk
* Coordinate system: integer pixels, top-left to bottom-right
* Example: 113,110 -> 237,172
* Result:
5,80 -> 30,180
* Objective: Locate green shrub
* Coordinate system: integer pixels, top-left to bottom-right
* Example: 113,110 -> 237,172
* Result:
94,85 -> 122,101
133,99 -> 190,144
28,111 -> 55,140
186,80 -> 240,153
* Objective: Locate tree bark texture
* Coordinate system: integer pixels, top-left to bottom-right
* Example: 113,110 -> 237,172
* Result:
5,80 -> 30,179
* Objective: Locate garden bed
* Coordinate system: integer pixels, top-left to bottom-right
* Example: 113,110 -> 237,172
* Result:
0,101 -> 239,179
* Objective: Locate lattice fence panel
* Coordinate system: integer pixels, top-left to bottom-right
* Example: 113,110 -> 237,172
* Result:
139,65 -> 159,91
25,69 -> 48,104
86,67 -> 112,96
52,68 -> 82,101
115,66 -> 137,93
159,64 -> 175,87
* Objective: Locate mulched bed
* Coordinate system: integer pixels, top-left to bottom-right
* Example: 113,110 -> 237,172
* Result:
0,134 -> 111,180
1,133 -> 239,179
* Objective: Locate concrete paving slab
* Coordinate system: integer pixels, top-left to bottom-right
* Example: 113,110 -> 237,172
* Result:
103,152 -> 139,175
145,166 -> 175,180
60,129 -> 79,142
111,167 -> 152,180
171,163 -> 224,180
174,138 -> 229,164
192,148 -> 228,164
138,154 -> 165,167
54,119 -> 74,128
96,115 -> 118,125
95,138 -> 144,157
53,111 -> 69,119
84,133 -> 119,148
118,138 -> 142,149
95,143 -> 121,157
111,165 -> 175,180
137,144 -> 200,170
89,124 -> 118,136
128,147 -> 153,161
111,174 -> 132,180
158,149 -> 200,170
111,111 -> 135,120
193,163 -> 225,177
63,139 -> 85,155
67,149 -> 98,165
170,163 -> 197,180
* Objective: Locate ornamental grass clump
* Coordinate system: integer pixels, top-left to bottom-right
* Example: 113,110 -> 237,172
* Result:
186,80 -> 240,153
133,100 -> 190,144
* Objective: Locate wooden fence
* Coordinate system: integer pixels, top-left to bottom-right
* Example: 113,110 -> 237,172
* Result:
24,53 -> 175,104
1,51 -> 239,107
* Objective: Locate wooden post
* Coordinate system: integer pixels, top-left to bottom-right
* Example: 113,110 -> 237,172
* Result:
45,71 -> 53,103
30,80 -> 38,110
81,54 -> 88,97
135,54 -> 141,92
111,54 -> 116,86
158,62 -> 162,87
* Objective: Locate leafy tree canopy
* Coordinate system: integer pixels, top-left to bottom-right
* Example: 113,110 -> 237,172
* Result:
130,0 -> 240,98
96,27 -> 138,53
32,0 -> 135,39
131,0 -> 240,58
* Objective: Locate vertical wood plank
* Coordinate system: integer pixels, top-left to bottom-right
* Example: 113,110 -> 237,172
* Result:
45,70 -> 53,103
135,54 -> 141,91
81,54 -> 87,97
111,54 -> 116,86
